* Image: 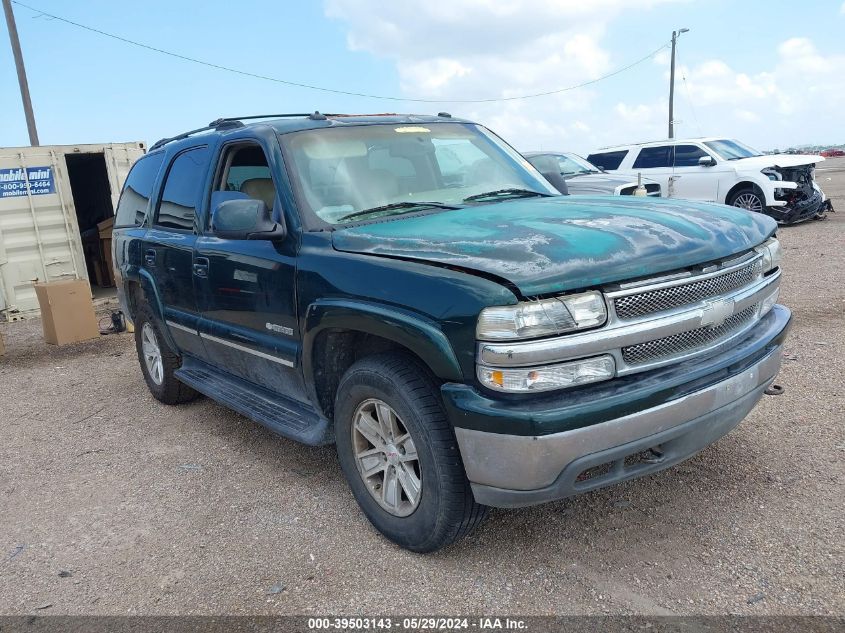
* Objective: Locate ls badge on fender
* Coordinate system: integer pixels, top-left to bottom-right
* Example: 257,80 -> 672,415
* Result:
700,298 -> 735,328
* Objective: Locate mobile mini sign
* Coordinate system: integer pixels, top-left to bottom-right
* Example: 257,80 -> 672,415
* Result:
0,166 -> 55,198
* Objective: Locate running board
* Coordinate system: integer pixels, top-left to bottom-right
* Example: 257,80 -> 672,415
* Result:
175,357 -> 333,446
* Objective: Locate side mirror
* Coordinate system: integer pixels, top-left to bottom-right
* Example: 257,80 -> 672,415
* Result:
699,155 -> 717,167
212,198 -> 286,240
540,171 -> 569,195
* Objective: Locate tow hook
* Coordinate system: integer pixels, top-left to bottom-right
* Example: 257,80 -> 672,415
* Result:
765,384 -> 785,396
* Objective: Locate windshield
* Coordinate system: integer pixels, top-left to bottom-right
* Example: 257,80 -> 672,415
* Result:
279,122 -> 557,225
704,139 -> 763,161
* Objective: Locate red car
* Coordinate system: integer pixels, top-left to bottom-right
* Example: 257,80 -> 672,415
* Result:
820,148 -> 845,157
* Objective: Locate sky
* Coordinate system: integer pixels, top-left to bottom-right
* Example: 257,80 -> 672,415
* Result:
1,0 -> 844,154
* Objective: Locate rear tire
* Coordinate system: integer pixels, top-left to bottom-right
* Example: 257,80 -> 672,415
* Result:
334,352 -> 488,552
133,305 -> 199,405
728,188 -> 765,214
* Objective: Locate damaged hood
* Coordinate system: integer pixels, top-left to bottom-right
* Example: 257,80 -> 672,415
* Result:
731,153 -> 824,170
331,196 -> 776,297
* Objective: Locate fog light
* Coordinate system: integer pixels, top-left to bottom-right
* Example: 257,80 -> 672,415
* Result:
760,287 -> 780,316
477,355 -> 615,393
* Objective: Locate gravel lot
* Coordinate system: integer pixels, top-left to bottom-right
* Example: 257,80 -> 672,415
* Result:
1,158 -> 843,616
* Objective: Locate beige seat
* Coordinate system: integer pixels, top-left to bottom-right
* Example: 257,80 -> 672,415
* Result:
241,178 -> 276,209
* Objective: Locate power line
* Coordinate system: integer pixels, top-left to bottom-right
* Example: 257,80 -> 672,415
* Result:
12,0 -> 669,104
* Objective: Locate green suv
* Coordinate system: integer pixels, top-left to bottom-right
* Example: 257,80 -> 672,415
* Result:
113,113 -> 790,552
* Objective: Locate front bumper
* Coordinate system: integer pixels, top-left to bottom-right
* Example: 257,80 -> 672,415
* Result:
767,189 -> 825,224
444,305 -> 790,508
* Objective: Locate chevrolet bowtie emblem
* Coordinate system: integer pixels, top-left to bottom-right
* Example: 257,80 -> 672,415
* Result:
701,298 -> 735,328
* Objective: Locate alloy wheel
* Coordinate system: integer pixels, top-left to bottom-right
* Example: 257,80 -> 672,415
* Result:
351,398 -> 422,517
141,322 -> 164,386
733,192 -> 763,213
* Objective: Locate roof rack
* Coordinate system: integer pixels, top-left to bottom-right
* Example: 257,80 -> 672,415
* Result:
148,111 -> 453,152
149,113 -> 320,151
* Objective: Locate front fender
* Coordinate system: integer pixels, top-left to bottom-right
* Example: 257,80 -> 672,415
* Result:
735,171 -> 782,206
301,298 -> 464,383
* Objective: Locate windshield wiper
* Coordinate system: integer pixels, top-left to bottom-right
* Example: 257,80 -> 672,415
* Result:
338,201 -> 459,222
463,188 -> 555,202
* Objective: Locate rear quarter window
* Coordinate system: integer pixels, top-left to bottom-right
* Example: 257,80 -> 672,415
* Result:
155,146 -> 212,231
587,150 -> 628,170
114,153 -> 164,227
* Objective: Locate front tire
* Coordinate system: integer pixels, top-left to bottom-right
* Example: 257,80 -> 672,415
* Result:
334,352 -> 487,552
133,305 -> 199,405
728,188 -> 765,213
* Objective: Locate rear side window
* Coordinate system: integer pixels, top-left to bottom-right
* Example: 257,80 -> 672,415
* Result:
114,153 -> 164,227
673,144 -> 710,167
633,146 -> 672,169
587,150 -> 628,170
155,146 -> 211,231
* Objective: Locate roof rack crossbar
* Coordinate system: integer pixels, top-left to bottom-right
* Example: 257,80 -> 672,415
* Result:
214,113 -> 314,123
150,125 -> 217,151
150,114 -> 321,151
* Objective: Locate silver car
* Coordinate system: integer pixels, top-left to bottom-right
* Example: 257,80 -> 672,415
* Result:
524,151 -> 661,197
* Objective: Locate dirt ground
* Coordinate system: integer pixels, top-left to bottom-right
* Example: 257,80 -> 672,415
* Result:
1,158 -> 843,616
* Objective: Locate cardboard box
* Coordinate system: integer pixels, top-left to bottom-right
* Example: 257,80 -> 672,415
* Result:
33,279 -> 100,345
97,216 -> 114,239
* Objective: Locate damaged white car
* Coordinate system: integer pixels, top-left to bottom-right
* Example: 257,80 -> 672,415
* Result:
588,138 -> 833,224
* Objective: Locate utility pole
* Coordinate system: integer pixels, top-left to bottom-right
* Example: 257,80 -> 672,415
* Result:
3,0 -> 39,146
668,27 -> 688,139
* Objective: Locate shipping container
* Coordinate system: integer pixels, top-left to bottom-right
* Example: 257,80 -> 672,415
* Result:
0,142 -> 146,318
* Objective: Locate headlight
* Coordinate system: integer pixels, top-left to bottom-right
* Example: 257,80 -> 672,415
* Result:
477,291 -> 607,340
477,355 -> 615,393
761,167 -> 781,181
754,237 -> 782,273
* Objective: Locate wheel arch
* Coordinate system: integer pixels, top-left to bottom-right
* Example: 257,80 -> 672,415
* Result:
302,299 -> 464,421
724,181 -> 766,206
129,270 -> 178,352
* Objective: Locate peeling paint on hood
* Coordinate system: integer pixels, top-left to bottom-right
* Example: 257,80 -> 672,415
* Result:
331,196 -> 777,297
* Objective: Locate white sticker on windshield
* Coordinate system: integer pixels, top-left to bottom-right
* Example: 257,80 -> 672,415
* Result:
394,126 -> 431,134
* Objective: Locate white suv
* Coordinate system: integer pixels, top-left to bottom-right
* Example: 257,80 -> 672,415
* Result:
587,138 -> 833,224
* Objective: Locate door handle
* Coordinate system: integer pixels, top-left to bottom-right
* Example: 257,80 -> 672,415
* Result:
144,249 -> 157,267
193,257 -> 210,278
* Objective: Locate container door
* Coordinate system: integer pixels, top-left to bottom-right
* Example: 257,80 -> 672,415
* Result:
103,145 -> 146,212
0,149 -> 84,316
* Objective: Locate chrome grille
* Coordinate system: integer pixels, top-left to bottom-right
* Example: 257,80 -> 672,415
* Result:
614,259 -> 762,320
622,304 -> 759,365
